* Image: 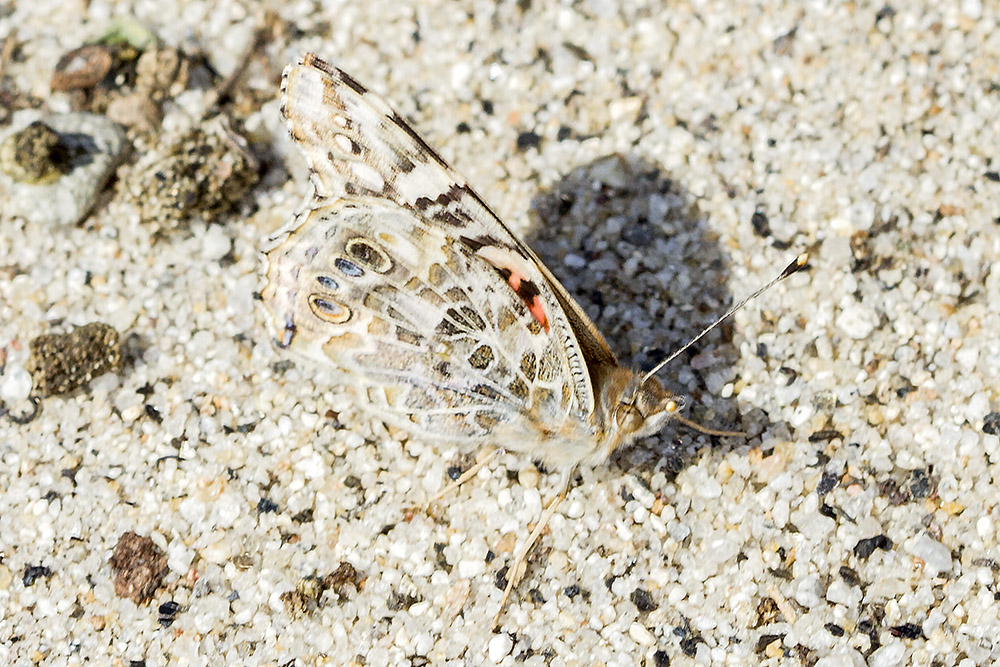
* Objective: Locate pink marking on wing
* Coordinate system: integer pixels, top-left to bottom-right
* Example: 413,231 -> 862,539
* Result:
475,244 -> 552,334
526,295 -> 550,332
504,269 -> 549,332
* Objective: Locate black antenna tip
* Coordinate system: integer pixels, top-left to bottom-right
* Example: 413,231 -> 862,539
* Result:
779,253 -> 809,280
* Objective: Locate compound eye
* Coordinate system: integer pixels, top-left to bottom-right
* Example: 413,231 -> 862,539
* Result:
615,403 -> 643,432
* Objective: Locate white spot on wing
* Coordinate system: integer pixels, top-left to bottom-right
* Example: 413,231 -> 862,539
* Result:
379,232 -> 421,267
334,134 -> 354,154
350,161 -> 385,192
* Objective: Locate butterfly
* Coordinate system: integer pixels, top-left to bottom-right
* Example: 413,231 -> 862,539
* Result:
263,53 -> 699,468
262,53 -> 807,626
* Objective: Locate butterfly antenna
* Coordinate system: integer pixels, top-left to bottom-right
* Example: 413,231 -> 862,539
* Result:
641,253 -> 809,384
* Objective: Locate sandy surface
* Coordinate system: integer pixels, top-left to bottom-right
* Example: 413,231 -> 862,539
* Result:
2,1 -> 999,665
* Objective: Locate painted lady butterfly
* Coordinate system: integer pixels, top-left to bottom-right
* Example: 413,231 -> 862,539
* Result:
262,53 -> 806,624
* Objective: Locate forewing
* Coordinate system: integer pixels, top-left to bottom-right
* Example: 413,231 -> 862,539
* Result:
273,53 -> 609,425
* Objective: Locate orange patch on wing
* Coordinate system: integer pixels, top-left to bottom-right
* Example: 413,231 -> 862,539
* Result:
473,244 -> 552,334
504,269 -> 550,332
526,295 -> 550,332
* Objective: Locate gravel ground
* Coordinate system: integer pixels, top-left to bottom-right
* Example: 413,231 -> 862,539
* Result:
1,1 -> 999,665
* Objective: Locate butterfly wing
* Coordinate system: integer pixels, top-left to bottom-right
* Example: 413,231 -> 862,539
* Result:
264,54 -> 617,450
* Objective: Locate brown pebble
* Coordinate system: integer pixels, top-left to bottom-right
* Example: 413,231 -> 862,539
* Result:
105,93 -> 162,133
281,562 -> 364,617
120,118 -> 259,231
0,121 -> 71,184
27,322 -> 122,397
321,561 -> 364,597
108,531 -> 168,605
50,45 -> 114,92
280,588 -> 313,618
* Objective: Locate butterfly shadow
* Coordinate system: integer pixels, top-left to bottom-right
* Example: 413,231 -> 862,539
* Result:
526,153 -> 790,478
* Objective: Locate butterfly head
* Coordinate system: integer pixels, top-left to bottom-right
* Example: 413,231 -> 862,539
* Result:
596,366 -> 684,461
616,373 -> 683,439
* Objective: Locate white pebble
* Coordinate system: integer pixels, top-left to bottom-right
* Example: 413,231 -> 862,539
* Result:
961,0 -> 982,19
836,302 -> 877,339
450,61 -> 472,88
488,634 -> 513,662
907,533 -> 952,575
977,515 -> 994,540
457,558 -> 485,579
200,225 -> 232,261
201,535 -> 232,564
696,478 -> 722,499
565,500 -> 584,518
667,521 -> 691,542
408,601 -> 429,617
868,640 -> 906,667
814,651 -> 866,667
0,365 -> 32,403
628,622 -> 655,645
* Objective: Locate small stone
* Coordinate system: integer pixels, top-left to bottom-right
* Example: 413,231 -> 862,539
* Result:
320,562 -> 363,598
609,96 -> 643,122
983,412 -> 1000,436
889,623 -> 924,639
0,364 -> 33,403
134,47 -> 190,103
121,116 -> 259,231
588,154 -> 629,189
256,497 -> 279,514
868,640 -> 906,667
853,534 -> 892,559
157,600 -> 181,627
517,464 -> 540,489
457,558 -> 485,579
0,111 -> 128,225
628,622 -> 656,645
961,0 -> 982,20
22,564 -> 52,586
201,535 -> 232,564
387,590 -> 420,611
201,224 -> 233,261
442,579 -> 470,620
487,634 -> 513,662
106,94 -> 163,133
907,533 -> 952,574
266,560 -> 344,618
836,302 -> 877,339
0,121 -> 71,184
764,637 -> 785,659
280,588 -> 314,618
630,587 -> 659,612
27,322 -> 122,397
814,651 -> 867,667
515,131 -> 541,151
108,531 -> 168,605
50,45 -> 114,92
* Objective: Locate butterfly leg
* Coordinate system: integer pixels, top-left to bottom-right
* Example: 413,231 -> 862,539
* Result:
428,446 -> 502,504
491,468 -> 573,630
